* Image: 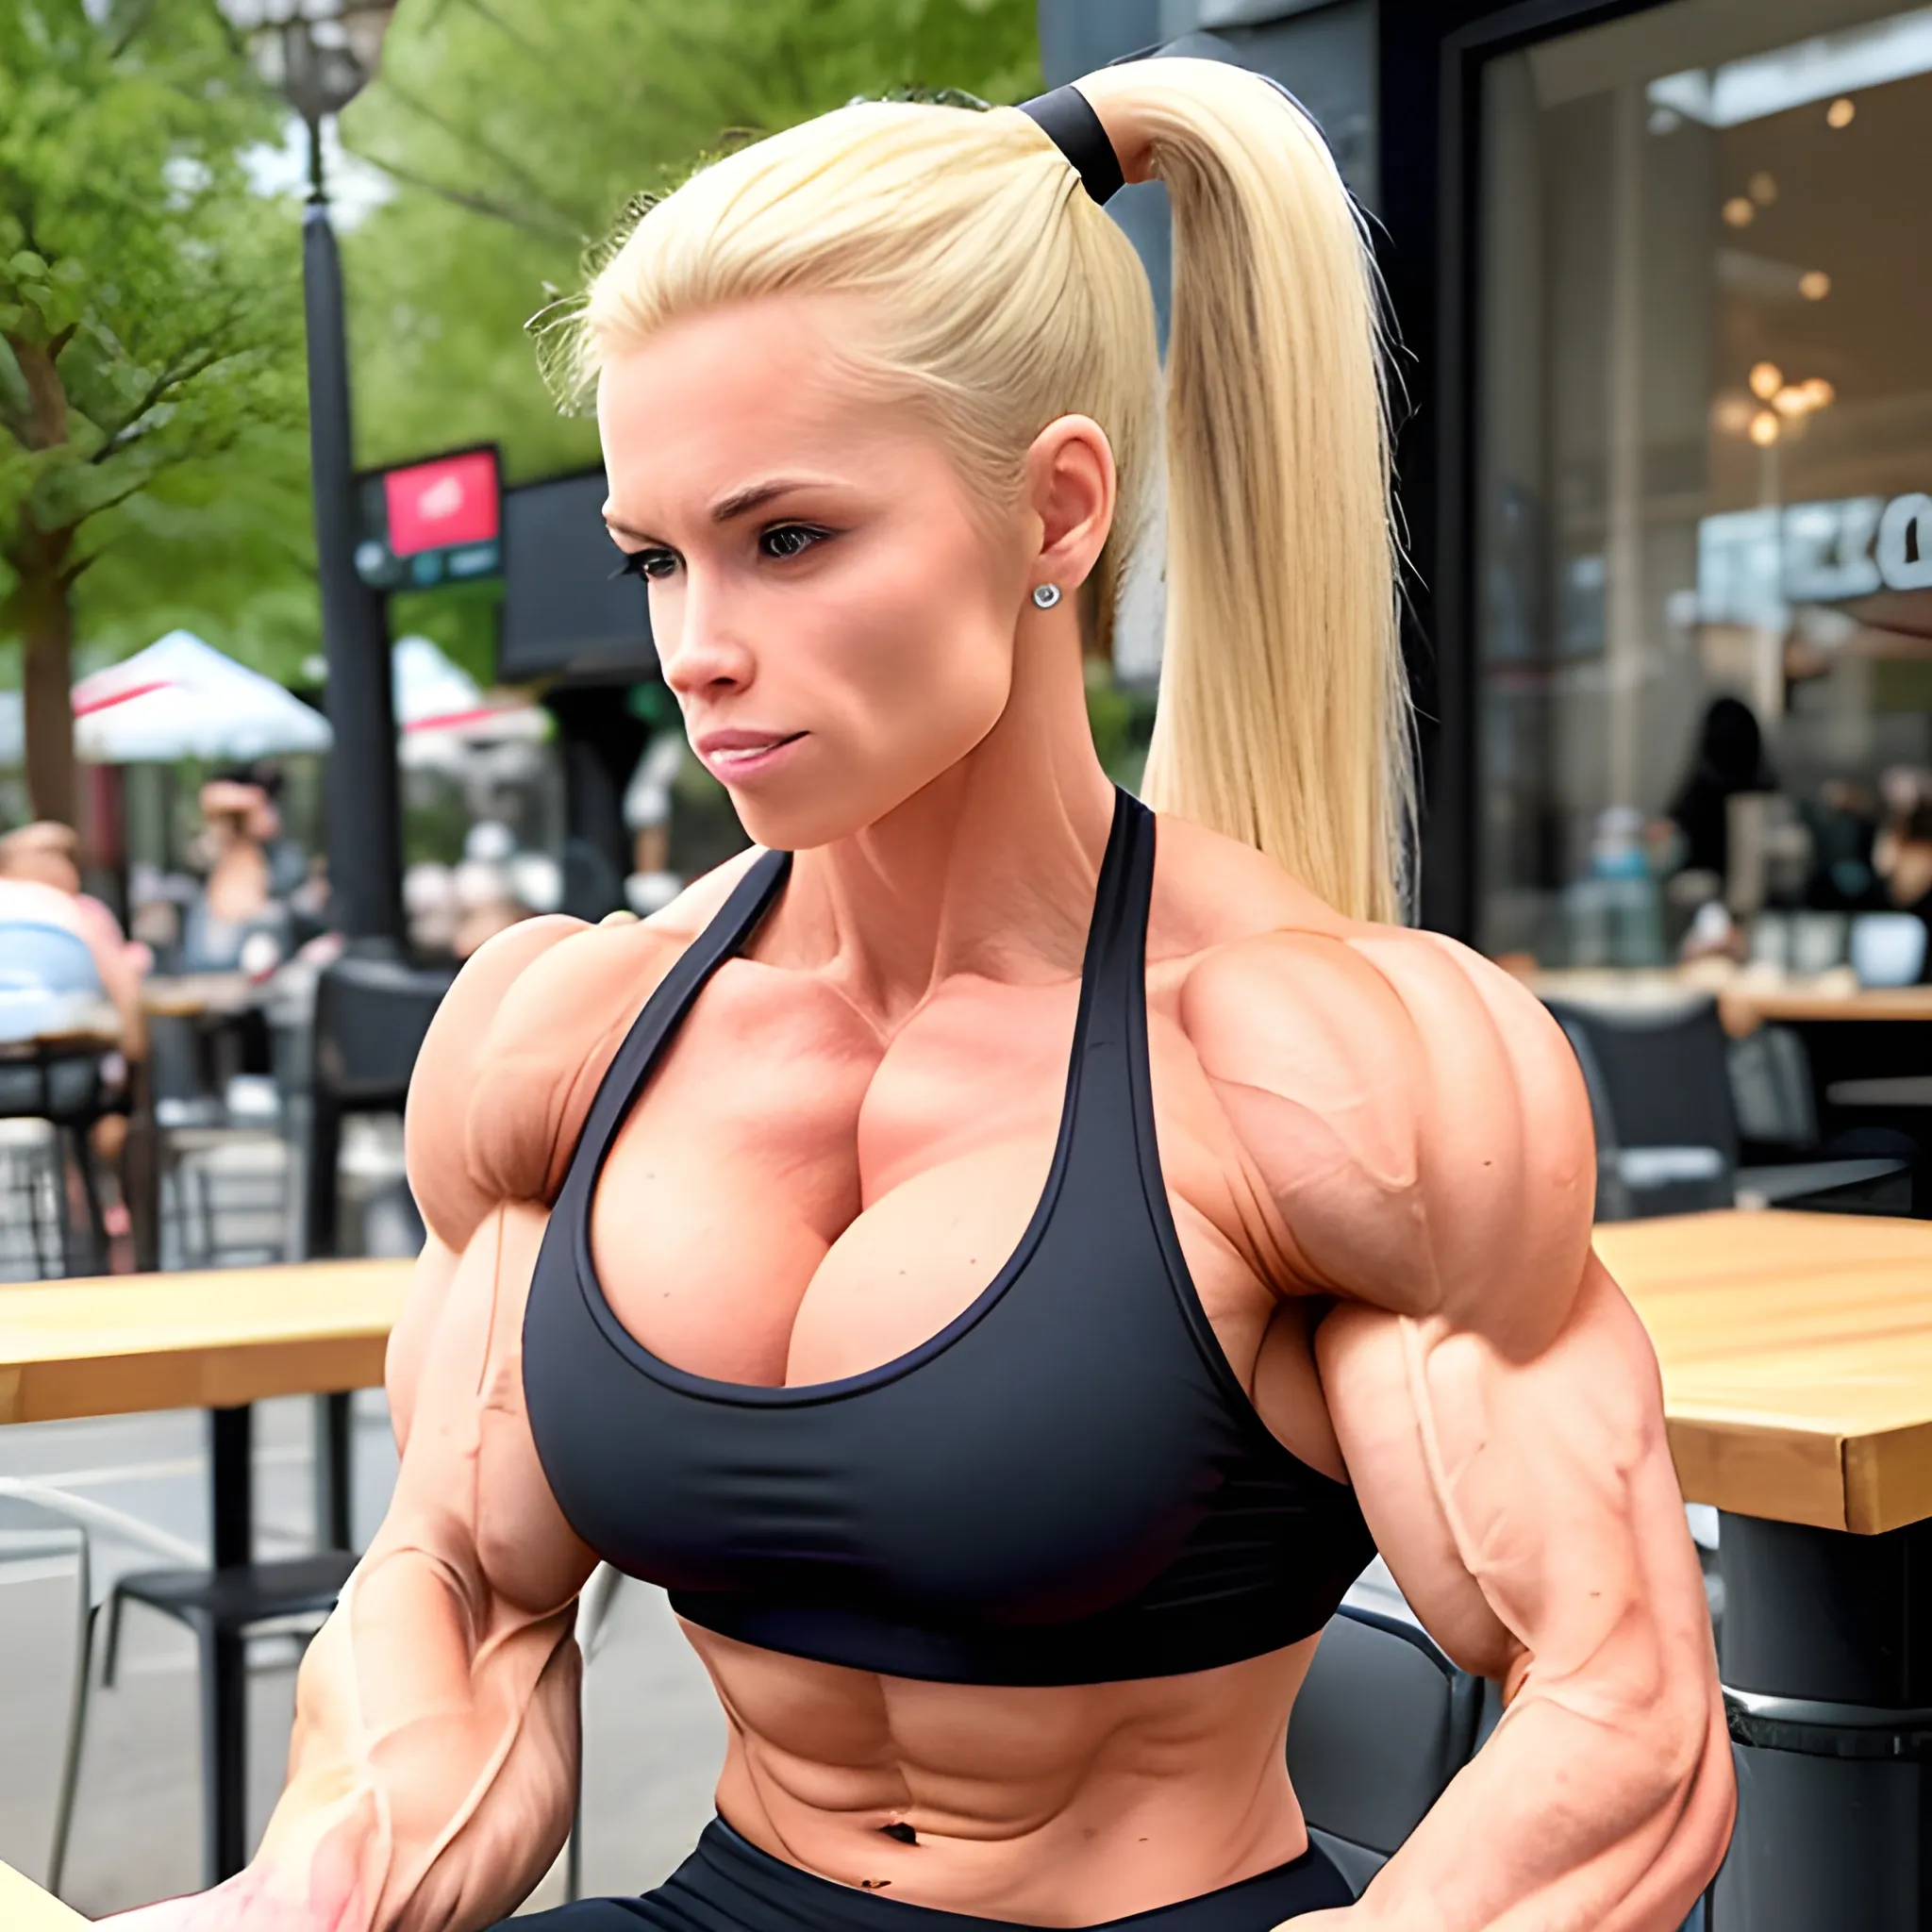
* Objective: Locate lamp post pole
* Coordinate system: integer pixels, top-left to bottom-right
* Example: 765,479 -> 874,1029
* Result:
218,0 -> 401,1573
302,169 -> 401,945
221,0 -> 402,945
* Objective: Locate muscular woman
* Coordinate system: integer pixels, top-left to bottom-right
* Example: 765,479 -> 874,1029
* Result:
104,58 -> 1731,1932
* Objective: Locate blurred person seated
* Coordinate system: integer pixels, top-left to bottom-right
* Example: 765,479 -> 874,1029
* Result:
0,822 -> 148,1220
180,778 -> 291,977
1873,765 -> 1932,885
0,819 -> 148,1045
1878,800 -> 1932,981
1668,694 -> 1777,884
230,758 -> 309,897
0,821 -> 151,1032
403,861 -> 459,957
1801,777 -> 1884,910
451,857 -> 529,959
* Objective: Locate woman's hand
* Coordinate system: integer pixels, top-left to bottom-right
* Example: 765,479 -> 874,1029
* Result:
95,1795 -> 375,1932
94,1867 -> 365,1932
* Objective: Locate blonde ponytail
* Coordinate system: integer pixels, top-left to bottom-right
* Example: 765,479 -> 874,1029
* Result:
1091,60 -> 1411,924
558,58 -> 1408,923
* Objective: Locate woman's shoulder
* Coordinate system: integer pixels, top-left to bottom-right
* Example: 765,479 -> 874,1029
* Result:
1146,810 -> 1351,956
1158,817 -> 1593,1311
404,849 -> 768,1249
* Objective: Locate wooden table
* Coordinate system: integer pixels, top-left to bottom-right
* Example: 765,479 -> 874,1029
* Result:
141,973 -> 257,1022
1597,1209 -> 1932,1534
0,1856 -> 85,1927
1526,965 -> 1932,1038
0,1259 -> 411,1886
1598,1209 -> 1932,1929
0,1259 -> 410,1426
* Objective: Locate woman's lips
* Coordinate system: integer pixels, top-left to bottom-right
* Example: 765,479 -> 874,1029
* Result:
694,729 -> 807,779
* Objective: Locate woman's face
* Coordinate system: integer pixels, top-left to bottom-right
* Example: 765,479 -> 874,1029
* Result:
597,297 -> 1033,852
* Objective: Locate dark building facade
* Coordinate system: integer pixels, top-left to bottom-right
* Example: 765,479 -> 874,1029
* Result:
1044,1 -> 1932,952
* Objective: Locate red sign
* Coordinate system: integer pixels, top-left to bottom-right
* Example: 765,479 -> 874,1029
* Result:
384,450 -> 501,557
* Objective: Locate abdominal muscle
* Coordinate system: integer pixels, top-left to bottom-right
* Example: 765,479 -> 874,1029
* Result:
682,1622 -> 1321,1924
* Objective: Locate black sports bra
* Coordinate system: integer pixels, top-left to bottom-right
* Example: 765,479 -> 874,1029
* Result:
523,791 -> 1374,1685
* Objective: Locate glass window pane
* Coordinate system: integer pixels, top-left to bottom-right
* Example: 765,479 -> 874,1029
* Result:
1475,0 -> 1932,967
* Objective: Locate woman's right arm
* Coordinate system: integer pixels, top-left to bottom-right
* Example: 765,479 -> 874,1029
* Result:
99,916 -> 648,1932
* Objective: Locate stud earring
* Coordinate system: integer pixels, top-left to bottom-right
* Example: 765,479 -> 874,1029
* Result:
1031,583 -> 1062,609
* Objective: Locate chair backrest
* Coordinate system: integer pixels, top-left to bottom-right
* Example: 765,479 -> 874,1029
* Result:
1726,1023 -> 1818,1151
0,925 -> 104,1046
1543,996 -> 1739,1218
0,1497 -> 88,1890
311,955 -> 457,1109
1285,1600 -> 1485,1895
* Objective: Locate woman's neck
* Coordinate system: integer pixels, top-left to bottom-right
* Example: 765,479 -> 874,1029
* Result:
785,626 -> 1117,1033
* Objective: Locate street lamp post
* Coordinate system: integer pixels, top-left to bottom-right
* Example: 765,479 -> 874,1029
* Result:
218,1 -> 402,947
213,0 -> 400,1638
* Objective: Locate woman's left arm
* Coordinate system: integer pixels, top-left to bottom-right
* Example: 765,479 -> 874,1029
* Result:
1184,928 -> 1733,1930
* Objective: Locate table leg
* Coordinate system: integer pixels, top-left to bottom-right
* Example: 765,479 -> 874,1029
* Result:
209,1406 -> 253,1572
199,1624 -> 249,1885
314,1391 -> 355,1551
1712,1513 -> 1931,1928
205,1405 -> 253,1883
124,1057 -> 160,1274
69,1124 -> 108,1274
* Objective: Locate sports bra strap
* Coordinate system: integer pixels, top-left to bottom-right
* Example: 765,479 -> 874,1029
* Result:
1081,790 -> 1155,1045
564,792 -> 1152,1205
566,847 -> 793,1200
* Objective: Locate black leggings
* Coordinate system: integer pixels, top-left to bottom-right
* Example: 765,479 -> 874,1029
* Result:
505,1818 -> 1354,1931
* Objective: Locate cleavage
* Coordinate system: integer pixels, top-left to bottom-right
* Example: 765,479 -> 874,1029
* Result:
586,963 -> 1078,1390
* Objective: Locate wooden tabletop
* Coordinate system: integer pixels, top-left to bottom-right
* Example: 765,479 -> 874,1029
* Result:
3,1219 -> 1926,1535
1724,983 -> 1932,1028
141,971 -> 257,1020
0,1259 -> 412,1425
1525,967 -> 1932,1037
1597,1210 -> 1932,1535
0,1858 -> 84,1928
0,1022 -> 120,1058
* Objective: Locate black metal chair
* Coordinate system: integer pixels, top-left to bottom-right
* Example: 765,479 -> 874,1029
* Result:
1290,1581 -> 1714,1926
1287,1593 -> 1485,1893
1543,996 -> 1910,1221
305,950 -> 454,1261
305,951 -> 453,1547
101,1549 -> 358,1884
96,1404 -> 358,1885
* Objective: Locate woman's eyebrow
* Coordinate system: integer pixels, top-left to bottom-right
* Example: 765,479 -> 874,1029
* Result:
605,476 -> 835,541
709,477 -> 832,523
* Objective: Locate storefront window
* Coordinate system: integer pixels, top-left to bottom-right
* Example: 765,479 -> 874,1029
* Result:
1476,1 -> 1932,966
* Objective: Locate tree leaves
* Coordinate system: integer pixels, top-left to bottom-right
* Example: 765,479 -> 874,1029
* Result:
0,0 -> 311,682
337,0 -> 1044,479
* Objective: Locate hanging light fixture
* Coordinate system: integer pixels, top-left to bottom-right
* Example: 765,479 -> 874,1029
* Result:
214,0 -> 399,189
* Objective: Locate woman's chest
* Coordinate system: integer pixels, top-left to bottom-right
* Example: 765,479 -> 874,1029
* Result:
580,961 -> 1342,1476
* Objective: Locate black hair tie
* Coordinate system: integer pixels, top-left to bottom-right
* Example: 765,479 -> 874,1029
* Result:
1017,85 -> 1124,206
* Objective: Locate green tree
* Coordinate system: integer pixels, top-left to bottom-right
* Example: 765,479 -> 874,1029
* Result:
0,0 -> 308,824
336,0 -> 1043,682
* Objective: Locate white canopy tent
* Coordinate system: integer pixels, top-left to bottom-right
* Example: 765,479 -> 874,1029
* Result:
393,634 -> 547,774
0,632 -> 545,773
68,630 -> 334,763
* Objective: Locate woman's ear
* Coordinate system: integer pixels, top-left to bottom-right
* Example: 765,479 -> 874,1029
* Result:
1024,414 -> 1116,592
